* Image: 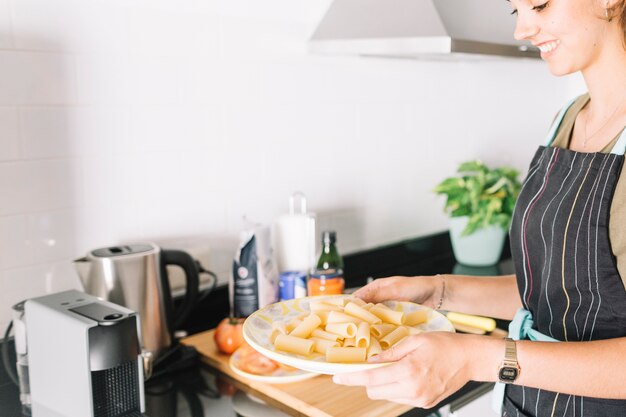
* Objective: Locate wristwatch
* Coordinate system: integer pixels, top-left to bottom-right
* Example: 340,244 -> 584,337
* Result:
498,338 -> 521,383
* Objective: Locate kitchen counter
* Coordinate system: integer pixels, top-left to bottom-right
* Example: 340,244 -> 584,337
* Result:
0,231 -> 514,417
0,343 -> 493,417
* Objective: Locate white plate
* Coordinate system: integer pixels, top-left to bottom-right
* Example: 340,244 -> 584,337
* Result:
229,345 -> 318,384
243,295 -> 455,375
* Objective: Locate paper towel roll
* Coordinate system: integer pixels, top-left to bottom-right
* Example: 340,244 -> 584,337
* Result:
273,193 -> 316,273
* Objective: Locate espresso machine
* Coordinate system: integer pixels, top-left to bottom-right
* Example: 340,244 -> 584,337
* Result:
24,290 -> 145,417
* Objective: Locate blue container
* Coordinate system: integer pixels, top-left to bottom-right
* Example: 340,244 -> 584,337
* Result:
279,271 -> 307,301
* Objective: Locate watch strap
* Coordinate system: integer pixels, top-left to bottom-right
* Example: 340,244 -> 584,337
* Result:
504,338 -> 517,361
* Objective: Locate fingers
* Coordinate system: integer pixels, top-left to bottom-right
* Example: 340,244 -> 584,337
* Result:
351,283 -> 381,303
368,335 -> 419,363
366,382 -> 410,400
332,362 -> 410,387
390,396 -> 443,409
352,276 -> 402,303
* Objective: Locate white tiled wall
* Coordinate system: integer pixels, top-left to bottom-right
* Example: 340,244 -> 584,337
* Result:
0,0 -> 578,330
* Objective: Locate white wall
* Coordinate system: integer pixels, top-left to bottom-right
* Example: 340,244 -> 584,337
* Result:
0,0 -> 577,331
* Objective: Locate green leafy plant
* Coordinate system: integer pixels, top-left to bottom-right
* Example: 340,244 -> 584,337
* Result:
433,160 -> 522,236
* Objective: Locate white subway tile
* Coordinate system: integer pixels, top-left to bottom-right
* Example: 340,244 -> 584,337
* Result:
72,106 -> 131,156
75,2 -> 130,55
0,52 -> 76,105
0,160 -> 79,216
2,262 -> 81,310
27,209 -> 77,264
78,154 -> 139,224
124,152 -> 203,236
81,154 -> 136,208
11,0 -> 83,51
131,105 -> 219,152
0,0 -> 12,49
19,107 -> 75,159
220,61 -> 330,104
0,52 -> 21,104
74,205 -> 141,254
127,0 -> 211,14
181,56 -> 224,106
129,56 -> 182,105
43,261 -> 82,293
155,150 -> 229,231
12,0 -> 129,54
129,8 -> 217,58
0,108 -> 19,161
0,215 -> 32,269
219,17 -> 308,60
20,106 -> 131,159
216,0 -> 324,24
75,54 -> 131,105
222,101 -> 356,149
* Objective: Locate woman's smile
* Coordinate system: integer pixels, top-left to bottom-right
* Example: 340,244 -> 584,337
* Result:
534,39 -> 561,58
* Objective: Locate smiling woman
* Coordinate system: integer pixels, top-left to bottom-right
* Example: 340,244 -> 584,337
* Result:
332,1 -> 626,417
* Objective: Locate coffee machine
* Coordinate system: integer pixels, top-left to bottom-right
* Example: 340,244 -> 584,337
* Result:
25,290 -> 145,417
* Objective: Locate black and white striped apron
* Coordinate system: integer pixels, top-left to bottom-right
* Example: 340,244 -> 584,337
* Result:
502,98 -> 626,417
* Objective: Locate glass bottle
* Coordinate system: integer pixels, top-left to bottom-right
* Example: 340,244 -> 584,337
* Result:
307,231 -> 345,296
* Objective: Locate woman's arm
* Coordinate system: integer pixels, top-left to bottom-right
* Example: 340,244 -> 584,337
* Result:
334,333 -> 626,408
353,274 -> 522,321
473,336 -> 626,399
443,274 -> 522,320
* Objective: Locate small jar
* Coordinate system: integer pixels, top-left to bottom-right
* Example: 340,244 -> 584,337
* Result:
307,269 -> 344,296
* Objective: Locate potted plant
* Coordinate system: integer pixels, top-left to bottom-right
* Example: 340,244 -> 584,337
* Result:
434,160 -> 522,266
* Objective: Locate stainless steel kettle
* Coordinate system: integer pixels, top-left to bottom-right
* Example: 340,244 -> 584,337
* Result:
73,243 -> 199,367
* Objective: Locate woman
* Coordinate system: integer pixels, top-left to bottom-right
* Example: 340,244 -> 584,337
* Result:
333,1 -> 626,415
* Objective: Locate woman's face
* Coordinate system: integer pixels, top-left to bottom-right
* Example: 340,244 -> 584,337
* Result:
510,0 -> 611,76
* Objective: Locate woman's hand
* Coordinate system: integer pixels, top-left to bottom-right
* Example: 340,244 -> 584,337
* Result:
332,332 -> 490,409
352,276 -> 442,308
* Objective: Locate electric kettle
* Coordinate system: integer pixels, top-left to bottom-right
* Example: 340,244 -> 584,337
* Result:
73,243 -> 199,367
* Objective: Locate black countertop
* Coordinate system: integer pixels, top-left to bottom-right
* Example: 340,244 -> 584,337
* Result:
0,231 -> 514,417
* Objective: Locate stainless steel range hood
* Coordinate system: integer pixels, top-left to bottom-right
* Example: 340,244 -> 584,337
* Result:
309,0 -> 540,60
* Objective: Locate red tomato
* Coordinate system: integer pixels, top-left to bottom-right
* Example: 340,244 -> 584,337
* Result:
240,352 -> 278,375
214,317 -> 244,355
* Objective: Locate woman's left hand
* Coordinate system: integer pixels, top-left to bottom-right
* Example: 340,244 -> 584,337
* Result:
332,332 -> 486,409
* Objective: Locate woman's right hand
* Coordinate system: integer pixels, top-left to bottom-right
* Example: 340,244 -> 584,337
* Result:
351,275 -> 442,308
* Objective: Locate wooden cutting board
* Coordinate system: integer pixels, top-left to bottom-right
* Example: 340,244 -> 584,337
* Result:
181,330 -> 413,417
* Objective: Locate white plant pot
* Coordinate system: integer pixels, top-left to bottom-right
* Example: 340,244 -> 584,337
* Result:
449,216 -> 507,266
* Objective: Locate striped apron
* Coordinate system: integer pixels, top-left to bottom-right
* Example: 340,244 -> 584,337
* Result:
501,98 -> 626,417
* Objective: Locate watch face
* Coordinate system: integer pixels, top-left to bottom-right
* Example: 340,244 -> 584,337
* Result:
499,366 -> 519,382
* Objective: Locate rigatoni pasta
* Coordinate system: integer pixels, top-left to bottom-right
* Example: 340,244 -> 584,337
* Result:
289,314 -> 321,338
367,336 -> 382,359
344,302 -> 382,324
311,337 -> 340,354
286,317 -> 303,333
369,305 -> 404,325
308,300 -> 343,312
325,322 -> 357,338
356,322 -> 370,348
269,296 -> 433,363
380,326 -> 409,349
270,322 -> 288,343
370,323 -> 396,338
326,347 -> 366,363
311,328 -> 342,341
326,310 -> 361,324
274,334 -> 315,356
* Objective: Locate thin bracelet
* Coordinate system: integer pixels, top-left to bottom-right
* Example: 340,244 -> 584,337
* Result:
435,274 -> 446,310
